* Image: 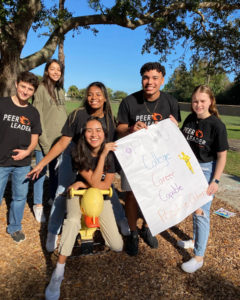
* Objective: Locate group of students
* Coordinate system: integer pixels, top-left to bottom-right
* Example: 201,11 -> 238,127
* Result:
0,61 -> 228,300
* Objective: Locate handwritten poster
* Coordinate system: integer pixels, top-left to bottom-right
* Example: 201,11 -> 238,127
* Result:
115,119 -> 212,236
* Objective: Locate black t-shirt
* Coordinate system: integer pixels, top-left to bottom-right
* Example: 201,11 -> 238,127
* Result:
0,97 -> 41,167
117,90 -> 181,126
181,113 -> 229,163
61,108 -> 116,144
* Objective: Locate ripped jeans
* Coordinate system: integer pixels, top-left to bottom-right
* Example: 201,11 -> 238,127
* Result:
193,161 -> 216,257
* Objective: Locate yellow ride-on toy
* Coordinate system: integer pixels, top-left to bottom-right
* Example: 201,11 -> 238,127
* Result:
69,187 -> 113,255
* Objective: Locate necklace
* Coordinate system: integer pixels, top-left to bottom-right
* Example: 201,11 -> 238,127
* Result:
143,98 -> 159,115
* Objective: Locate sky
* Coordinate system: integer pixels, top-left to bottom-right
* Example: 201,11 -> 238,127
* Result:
20,0 -> 232,95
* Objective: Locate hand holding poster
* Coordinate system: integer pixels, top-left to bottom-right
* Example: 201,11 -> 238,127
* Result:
115,119 -> 212,236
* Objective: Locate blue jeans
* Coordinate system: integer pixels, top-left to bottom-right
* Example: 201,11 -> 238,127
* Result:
110,186 -> 126,223
48,143 -> 127,235
0,165 -> 30,234
48,143 -> 76,235
33,150 -> 59,205
193,161 -> 216,257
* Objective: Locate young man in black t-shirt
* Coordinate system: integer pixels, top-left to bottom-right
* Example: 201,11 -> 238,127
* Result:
117,62 -> 181,256
0,71 -> 41,243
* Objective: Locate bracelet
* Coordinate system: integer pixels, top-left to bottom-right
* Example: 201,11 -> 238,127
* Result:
213,179 -> 220,184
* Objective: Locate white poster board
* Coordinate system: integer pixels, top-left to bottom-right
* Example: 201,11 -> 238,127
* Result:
115,119 -> 212,236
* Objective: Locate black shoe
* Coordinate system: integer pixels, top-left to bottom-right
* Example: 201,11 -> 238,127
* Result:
139,227 -> 158,249
11,231 -> 25,243
125,230 -> 139,256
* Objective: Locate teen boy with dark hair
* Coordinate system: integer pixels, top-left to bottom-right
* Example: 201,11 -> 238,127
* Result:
0,71 -> 41,242
117,62 -> 181,256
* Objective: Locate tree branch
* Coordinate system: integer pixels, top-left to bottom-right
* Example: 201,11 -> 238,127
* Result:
194,10 -> 207,34
161,2 -> 240,17
20,1 -> 240,71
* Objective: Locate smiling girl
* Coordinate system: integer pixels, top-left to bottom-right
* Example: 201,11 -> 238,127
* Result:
28,82 -> 129,251
32,59 -> 67,223
45,117 -> 123,300
177,85 -> 228,273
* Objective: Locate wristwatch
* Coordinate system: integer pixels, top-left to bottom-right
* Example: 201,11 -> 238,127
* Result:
213,179 -> 220,184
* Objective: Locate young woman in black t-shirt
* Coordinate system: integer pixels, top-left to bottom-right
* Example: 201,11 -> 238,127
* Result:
177,85 -> 228,273
45,117 -> 123,300
28,82 -> 129,252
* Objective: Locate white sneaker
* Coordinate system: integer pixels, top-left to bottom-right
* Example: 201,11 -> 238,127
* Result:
33,205 -> 46,223
46,232 -> 58,252
181,257 -> 204,273
118,217 -> 130,236
45,270 -> 63,300
177,239 -> 194,249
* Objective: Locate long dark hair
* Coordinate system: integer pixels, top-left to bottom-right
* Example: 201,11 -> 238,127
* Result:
72,117 -> 108,172
42,59 -> 64,104
70,81 -> 115,131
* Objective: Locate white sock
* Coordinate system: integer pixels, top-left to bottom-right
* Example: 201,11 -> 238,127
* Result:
54,262 -> 65,278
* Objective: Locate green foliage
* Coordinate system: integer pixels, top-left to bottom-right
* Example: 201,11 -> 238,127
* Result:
36,74 -> 43,82
164,60 -> 231,102
78,88 -> 87,100
112,90 -> 128,100
217,79 -> 240,105
67,86 -> 86,99
67,85 -> 80,98
107,87 -> 113,100
1,0 -> 240,97
67,85 -> 127,102
142,1 -> 240,75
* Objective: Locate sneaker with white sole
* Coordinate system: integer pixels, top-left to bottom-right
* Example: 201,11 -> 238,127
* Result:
181,257 -> 204,273
33,205 -> 46,223
45,270 -> 63,300
46,232 -> 58,252
177,239 -> 194,249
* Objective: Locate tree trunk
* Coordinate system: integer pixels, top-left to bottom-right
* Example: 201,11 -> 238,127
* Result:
58,41 -> 65,66
58,0 -> 65,67
0,53 -> 21,97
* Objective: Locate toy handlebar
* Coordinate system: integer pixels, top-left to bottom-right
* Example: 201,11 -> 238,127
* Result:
69,187 -> 113,199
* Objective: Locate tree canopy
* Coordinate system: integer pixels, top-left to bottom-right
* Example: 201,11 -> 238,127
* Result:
67,85 -> 127,100
164,60 -> 231,102
0,0 -> 239,96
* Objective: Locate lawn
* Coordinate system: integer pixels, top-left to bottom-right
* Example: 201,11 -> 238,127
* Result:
65,100 -> 83,114
65,100 -> 240,177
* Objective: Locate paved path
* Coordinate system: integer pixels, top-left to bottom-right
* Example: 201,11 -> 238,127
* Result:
216,173 -> 240,211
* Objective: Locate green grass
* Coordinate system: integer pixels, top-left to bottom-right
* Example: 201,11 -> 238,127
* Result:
220,115 -> 240,139
225,151 -> 240,178
65,100 -> 83,115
